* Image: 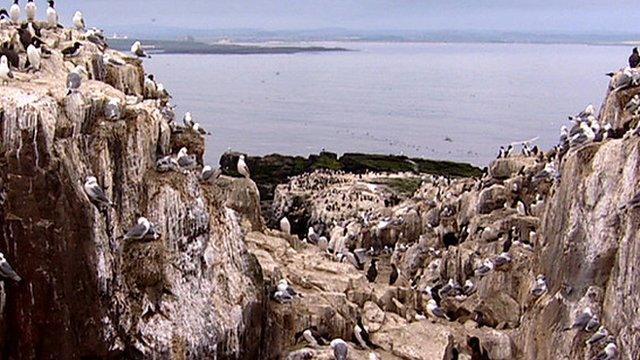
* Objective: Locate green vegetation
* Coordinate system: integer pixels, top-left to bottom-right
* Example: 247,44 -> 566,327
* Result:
372,177 -> 424,197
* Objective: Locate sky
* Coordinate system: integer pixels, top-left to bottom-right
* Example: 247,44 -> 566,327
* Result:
44,1 -> 640,34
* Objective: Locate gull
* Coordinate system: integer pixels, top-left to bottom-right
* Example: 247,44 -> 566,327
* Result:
586,326 -> 608,346
84,176 -> 114,208
176,147 -> 197,170
104,98 -> 121,120
73,11 -> 85,31
531,275 -> 548,297
594,342 -> 618,360
200,165 -> 220,183
237,155 -> 250,178
131,41 -> 149,58
280,217 -> 291,235
124,217 -> 159,241
183,112 -> 194,127
0,252 -> 21,282
474,259 -> 494,277
563,307 -> 594,331
427,299 -> 449,320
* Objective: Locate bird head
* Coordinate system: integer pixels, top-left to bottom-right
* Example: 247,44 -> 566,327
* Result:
239,155 -> 246,160
85,175 -> 97,184
48,0 -> 54,6
178,147 -> 188,157
634,47 -> 639,54
203,165 -> 212,172
147,74 -> 154,81
137,217 -> 150,226
74,11 -> 82,18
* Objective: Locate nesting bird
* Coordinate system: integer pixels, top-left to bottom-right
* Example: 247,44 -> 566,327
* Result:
530,275 -> 548,297
104,98 -> 122,120
200,165 -> 220,183
564,307 -> 594,332
427,299 -> 449,320
84,176 -> 114,209
124,217 -> 159,241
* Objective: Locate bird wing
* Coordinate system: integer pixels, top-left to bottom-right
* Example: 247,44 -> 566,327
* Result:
124,223 -> 148,239
0,260 -> 20,281
88,184 -> 110,203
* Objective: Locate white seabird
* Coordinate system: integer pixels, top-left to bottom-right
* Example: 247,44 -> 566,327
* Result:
144,74 -> 157,98
564,307 -> 593,331
318,236 -> 329,251
280,217 -> 291,235
0,252 -> 21,282
295,328 -> 326,348
84,176 -> 114,208
193,122 -> 209,135
104,98 -> 121,120
66,71 -> 82,95
10,0 -> 20,24
427,299 -> 449,320
26,42 -> 41,71
586,326 -> 608,345
585,314 -> 600,332
131,41 -> 149,58
25,0 -> 35,21
237,155 -> 250,178
46,1 -> 58,28
0,56 -> 14,85
103,53 -> 126,67
330,338 -> 348,360
176,147 -> 197,170
531,275 -> 548,297
493,252 -> 512,269
277,279 -> 298,297
72,11 -> 85,31
462,279 -> 477,296
201,165 -> 220,183
183,112 -> 194,127
124,217 -> 159,241
594,342 -> 618,360
307,227 -> 319,244
474,259 -> 494,277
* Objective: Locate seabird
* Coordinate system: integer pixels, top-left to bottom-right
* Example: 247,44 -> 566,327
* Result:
131,41 -> 149,58
66,71 -> 82,96
84,176 -> 114,208
124,217 -> 159,241
307,227 -> 319,244
439,278 -> 458,298
338,251 -> 364,270
46,1 -> 58,28
10,0 -> 19,24
493,252 -> 512,269
516,200 -> 527,216
585,315 -> 600,332
237,155 -> 250,178
176,147 -> 197,170
103,53 -> 126,66
586,326 -> 608,345
369,353 -> 380,360
462,279 -> 477,296
474,259 -> 494,277
0,8 -> 10,22
330,339 -> 348,360
594,343 -> 618,360
354,316 -> 377,349
366,258 -> 378,283
24,0 -> 35,22
104,98 -> 121,120
318,236 -> 329,251
0,55 -> 14,85
272,289 -> 293,303
0,252 -> 21,282
201,165 -> 220,183
427,299 -> 449,320
280,217 -> 291,235
563,307 -> 594,331
144,74 -> 157,98
61,42 -> 83,58
531,275 -> 548,297
73,11 -> 85,31
570,104 -> 596,121
505,144 -> 513,157
467,337 -> 490,360
183,111 -> 194,127
630,47 -> 640,68
389,263 -> 399,285
193,122 -> 209,135
277,279 -> 298,297
156,155 -> 178,173
0,43 -> 19,69
294,327 -> 327,348
25,42 -> 41,71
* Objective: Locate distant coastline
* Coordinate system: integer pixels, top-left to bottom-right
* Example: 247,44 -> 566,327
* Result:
107,38 -> 350,55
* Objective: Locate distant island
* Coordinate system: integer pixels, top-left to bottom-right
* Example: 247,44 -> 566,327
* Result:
106,38 -> 350,55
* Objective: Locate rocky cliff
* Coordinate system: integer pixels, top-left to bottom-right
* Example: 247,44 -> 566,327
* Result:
0,24 -> 264,359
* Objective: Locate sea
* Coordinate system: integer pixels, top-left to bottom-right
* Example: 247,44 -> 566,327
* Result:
143,42 -> 629,167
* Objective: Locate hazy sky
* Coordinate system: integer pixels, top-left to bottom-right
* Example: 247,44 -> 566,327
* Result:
46,1 -> 640,33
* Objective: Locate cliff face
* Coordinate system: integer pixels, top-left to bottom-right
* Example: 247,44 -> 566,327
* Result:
0,25 -> 263,358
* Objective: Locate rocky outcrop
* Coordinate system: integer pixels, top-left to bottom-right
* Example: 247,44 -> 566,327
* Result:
0,24 -> 263,358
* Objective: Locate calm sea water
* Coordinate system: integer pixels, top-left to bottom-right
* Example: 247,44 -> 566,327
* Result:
143,42 -> 628,167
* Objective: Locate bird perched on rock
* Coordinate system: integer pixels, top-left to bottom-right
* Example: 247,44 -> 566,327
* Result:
25,0 -> 35,21
586,326 -> 609,346
273,279 -> 298,303
307,227 -> 319,244
474,259 -> 494,277
629,47 -> 640,68
389,263 -> 399,285
61,41 -> 83,58
84,176 -> 114,209
338,251 -> 364,270
0,252 -> 21,282
144,74 -> 157,98
25,41 -> 41,72
531,275 -> 548,297
280,217 -> 291,235
354,316 -> 377,349
366,258 -> 378,283
277,279 -> 298,297
492,252 -> 511,269
0,55 -> 14,85
563,307 -> 594,331
10,0 -> 19,24
124,217 -> 159,241
73,11 -> 85,31
183,111 -> 194,127
427,299 -> 449,320
330,338 -> 348,360
65,70 -> 82,96
176,147 -> 197,170
104,98 -> 122,120
294,326 -> 328,348
131,41 -> 149,58
237,155 -> 250,178
193,122 -> 209,135
462,279 -> 477,296
200,165 -> 220,183
594,342 -> 618,360
46,1 -> 58,28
